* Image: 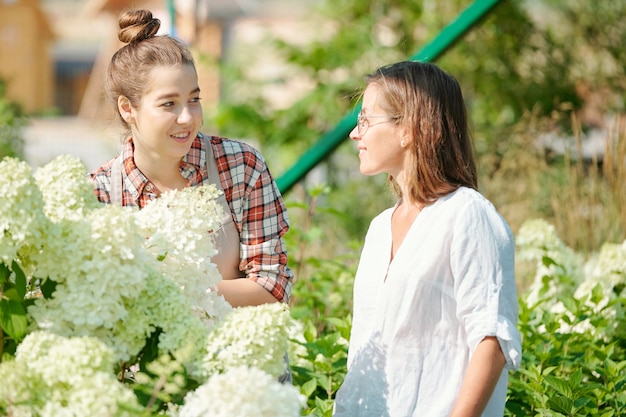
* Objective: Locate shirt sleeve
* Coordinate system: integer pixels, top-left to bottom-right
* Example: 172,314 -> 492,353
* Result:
90,161 -> 113,204
221,142 -> 294,304
450,198 -> 522,370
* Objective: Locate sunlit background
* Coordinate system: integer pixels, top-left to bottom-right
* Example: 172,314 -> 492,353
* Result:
1,0 -> 316,169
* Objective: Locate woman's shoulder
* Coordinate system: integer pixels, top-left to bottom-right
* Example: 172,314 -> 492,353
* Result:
204,134 -> 267,169
203,134 -> 259,153
369,206 -> 396,226
440,186 -> 494,210
90,157 -> 116,181
442,187 -> 512,236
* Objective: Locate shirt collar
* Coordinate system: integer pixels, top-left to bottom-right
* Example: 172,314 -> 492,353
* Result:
121,135 -> 207,201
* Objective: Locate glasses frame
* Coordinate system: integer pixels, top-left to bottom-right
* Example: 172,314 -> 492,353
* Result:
356,111 -> 397,136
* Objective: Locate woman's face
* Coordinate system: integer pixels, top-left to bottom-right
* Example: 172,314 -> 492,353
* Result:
123,64 -> 202,161
350,83 -> 406,178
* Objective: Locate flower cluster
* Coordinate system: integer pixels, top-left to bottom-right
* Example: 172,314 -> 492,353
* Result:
518,218 -> 626,338
33,154 -> 102,221
135,185 -> 232,327
0,158 -> 47,266
27,203 -> 154,362
202,302 -> 296,378
0,331 -> 140,417
179,366 -> 305,417
576,239 -> 626,301
516,218 -> 583,305
0,155 -> 304,417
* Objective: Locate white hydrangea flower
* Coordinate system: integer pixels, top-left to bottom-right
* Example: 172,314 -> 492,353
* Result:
34,155 -> 101,222
27,204 -> 154,361
0,157 -> 48,265
134,270 -> 210,376
202,303 -> 296,378
179,366 -> 305,417
535,240 -> 625,339
516,218 -> 583,305
0,331 -> 141,417
134,185 -> 232,326
0,359 -> 44,415
546,301 -> 598,336
575,239 -> 626,302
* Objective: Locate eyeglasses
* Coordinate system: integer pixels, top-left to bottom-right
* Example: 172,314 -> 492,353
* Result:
356,111 -> 397,136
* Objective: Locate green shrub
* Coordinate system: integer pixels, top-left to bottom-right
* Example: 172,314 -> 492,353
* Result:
0,79 -> 26,160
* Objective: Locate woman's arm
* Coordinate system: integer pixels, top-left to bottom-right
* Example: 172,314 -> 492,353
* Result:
216,279 -> 279,307
217,139 -> 294,306
449,336 -> 506,417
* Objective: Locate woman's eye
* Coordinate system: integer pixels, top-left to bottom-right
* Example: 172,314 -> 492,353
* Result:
161,102 -> 175,108
190,97 -> 201,103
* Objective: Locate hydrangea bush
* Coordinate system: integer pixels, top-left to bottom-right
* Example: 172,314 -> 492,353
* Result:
0,156 -> 305,416
507,218 -> 626,416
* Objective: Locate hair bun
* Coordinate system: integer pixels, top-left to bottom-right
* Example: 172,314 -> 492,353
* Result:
118,9 -> 161,44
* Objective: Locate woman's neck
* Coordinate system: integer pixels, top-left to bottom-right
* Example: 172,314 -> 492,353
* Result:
133,151 -> 187,193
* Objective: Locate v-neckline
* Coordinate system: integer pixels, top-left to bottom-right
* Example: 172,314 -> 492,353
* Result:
384,201 -> 425,282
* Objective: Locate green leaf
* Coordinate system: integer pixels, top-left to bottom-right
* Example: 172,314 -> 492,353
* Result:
547,395 -> 573,415
316,374 -> 331,392
542,255 -> 558,268
545,375 -> 573,398
39,278 -> 57,299
2,287 -> 21,301
314,397 -> 334,413
11,261 -> 26,299
0,262 -> 9,285
0,298 -> 28,340
301,379 -> 318,398
569,368 -> 583,388
303,320 -> 318,342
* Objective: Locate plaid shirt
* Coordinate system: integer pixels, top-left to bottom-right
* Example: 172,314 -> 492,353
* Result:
91,134 -> 294,303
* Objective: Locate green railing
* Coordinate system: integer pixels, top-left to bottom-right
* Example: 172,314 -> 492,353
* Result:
275,0 -> 504,194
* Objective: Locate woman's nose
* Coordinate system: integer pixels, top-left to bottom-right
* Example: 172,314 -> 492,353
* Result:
178,106 -> 193,124
349,125 -> 360,141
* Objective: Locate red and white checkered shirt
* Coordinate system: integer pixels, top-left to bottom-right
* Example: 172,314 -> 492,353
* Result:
90,133 -> 294,303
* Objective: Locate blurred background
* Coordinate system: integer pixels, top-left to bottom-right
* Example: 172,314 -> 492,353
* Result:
0,0 -> 317,170
1,0 -> 625,257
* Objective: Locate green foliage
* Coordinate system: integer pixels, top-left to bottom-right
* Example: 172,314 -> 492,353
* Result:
506,260 -> 626,416
210,0 -> 626,250
285,185 -> 357,415
0,262 -> 31,362
0,79 -> 26,160
287,188 -> 626,415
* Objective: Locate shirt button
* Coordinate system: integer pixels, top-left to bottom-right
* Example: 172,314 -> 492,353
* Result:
146,184 -> 153,192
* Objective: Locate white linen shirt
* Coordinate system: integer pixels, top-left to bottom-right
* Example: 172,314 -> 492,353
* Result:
333,187 -> 522,417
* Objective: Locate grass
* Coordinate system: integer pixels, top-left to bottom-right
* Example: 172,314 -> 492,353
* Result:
481,111 -> 625,255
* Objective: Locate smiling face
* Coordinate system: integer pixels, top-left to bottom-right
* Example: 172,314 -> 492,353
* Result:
119,64 -> 202,162
350,83 -> 407,178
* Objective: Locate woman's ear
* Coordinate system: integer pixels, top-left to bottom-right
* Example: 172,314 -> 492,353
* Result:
117,96 -> 134,125
400,131 -> 411,148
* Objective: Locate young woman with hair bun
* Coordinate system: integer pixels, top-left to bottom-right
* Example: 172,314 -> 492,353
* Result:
91,9 -> 294,312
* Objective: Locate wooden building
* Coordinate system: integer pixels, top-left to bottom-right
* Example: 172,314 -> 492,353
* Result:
0,0 -> 55,113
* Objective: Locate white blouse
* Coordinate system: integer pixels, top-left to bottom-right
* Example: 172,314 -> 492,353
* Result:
333,187 -> 522,417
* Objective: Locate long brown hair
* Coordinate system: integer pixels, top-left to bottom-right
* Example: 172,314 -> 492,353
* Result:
366,61 -> 477,204
106,9 -> 196,135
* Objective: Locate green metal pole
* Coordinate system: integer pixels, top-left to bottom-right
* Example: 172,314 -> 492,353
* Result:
275,0 -> 504,194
